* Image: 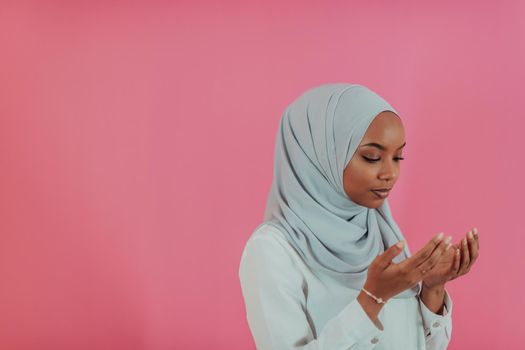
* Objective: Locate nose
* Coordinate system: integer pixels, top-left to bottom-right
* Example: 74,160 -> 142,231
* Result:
378,159 -> 397,183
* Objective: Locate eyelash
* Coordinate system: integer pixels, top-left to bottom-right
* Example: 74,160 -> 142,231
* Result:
362,156 -> 405,163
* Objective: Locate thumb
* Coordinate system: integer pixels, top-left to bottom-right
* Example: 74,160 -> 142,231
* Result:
377,241 -> 405,269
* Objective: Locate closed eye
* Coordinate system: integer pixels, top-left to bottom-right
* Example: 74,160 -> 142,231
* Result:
362,156 -> 405,163
362,156 -> 380,162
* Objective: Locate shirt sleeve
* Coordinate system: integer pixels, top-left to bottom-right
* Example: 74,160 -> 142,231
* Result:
418,288 -> 453,350
239,235 -> 385,350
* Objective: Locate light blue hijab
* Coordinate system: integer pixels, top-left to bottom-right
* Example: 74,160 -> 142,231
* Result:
263,83 -> 420,298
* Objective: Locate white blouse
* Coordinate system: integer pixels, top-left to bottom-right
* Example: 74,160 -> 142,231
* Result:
239,223 -> 453,350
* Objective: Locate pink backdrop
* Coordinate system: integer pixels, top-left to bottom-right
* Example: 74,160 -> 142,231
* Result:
1,1 -> 523,349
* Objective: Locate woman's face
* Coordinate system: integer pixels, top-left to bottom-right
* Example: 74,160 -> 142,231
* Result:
343,111 -> 406,208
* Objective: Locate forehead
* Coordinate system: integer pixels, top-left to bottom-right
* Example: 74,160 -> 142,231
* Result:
360,111 -> 405,145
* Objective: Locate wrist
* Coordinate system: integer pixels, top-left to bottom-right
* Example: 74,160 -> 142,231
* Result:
362,286 -> 387,304
422,282 -> 445,293
357,290 -> 385,329
363,280 -> 390,302
420,284 -> 446,314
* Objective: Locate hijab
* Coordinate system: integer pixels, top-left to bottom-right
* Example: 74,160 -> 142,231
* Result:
263,83 -> 420,298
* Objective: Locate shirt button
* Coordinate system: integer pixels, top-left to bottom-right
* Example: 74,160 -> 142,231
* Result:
432,321 -> 441,328
371,336 -> 379,344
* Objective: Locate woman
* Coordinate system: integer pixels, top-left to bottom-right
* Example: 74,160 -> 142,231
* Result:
238,83 -> 479,349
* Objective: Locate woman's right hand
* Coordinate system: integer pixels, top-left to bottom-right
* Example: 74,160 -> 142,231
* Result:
363,232 -> 452,303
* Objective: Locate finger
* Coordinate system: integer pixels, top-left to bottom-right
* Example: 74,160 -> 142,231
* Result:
376,241 -> 405,269
452,247 -> 461,275
458,236 -> 471,275
473,227 -> 479,241
416,236 -> 452,274
404,232 -> 445,268
467,229 -> 479,266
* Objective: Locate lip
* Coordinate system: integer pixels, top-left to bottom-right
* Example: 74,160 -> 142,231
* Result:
371,189 -> 390,199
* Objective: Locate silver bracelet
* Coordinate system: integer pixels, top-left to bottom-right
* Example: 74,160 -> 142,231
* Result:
361,287 -> 386,304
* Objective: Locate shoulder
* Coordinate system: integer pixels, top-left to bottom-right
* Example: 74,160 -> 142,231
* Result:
248,221 -> 287,243
242,222 -> 290,259
239,222 -> 303,278
239,222 -> 306,297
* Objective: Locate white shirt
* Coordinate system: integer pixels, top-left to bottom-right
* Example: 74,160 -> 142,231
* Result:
239,223 -> 453,350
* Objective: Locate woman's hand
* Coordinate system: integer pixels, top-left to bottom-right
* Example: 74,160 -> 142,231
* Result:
421,227 -> 480,290
357,232 -> 450,326
363,232 -> 450,302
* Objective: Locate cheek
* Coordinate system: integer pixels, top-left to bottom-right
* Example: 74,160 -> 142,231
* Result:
344,163 -> 374,192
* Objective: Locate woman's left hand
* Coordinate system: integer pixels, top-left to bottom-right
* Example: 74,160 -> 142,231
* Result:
422,227 -> 480,290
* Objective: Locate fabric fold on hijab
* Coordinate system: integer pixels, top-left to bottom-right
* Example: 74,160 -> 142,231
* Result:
263,83 -> 420,298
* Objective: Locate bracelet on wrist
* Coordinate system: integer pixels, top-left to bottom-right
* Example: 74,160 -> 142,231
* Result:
361,287 -> 387,304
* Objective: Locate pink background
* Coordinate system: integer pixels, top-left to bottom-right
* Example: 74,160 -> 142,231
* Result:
1,1 -> 523,349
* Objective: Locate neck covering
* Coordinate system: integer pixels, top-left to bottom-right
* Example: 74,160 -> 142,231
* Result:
263,83 -> 420,298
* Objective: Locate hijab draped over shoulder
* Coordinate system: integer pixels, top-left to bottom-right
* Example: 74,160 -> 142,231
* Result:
263,83 -> 420,298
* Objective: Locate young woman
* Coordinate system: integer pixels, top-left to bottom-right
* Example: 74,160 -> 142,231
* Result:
238,83 -> 479,349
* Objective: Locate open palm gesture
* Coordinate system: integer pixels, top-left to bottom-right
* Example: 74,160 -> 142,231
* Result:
422,228 -> 480,289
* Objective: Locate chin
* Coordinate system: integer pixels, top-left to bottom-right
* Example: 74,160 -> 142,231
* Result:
347,192 -> 386,209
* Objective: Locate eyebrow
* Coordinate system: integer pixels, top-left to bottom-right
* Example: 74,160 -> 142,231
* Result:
359,141 -> 406,151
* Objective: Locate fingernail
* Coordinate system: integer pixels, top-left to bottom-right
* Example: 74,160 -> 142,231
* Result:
463,237 -> 467,245
396,241 -> 405,248
468,231 -> 473,239
456,248 -> 460,255
446,242 -> 452,250
436,232 -> 444,240
444,236 -> 452,245
473,227 -> 478,236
